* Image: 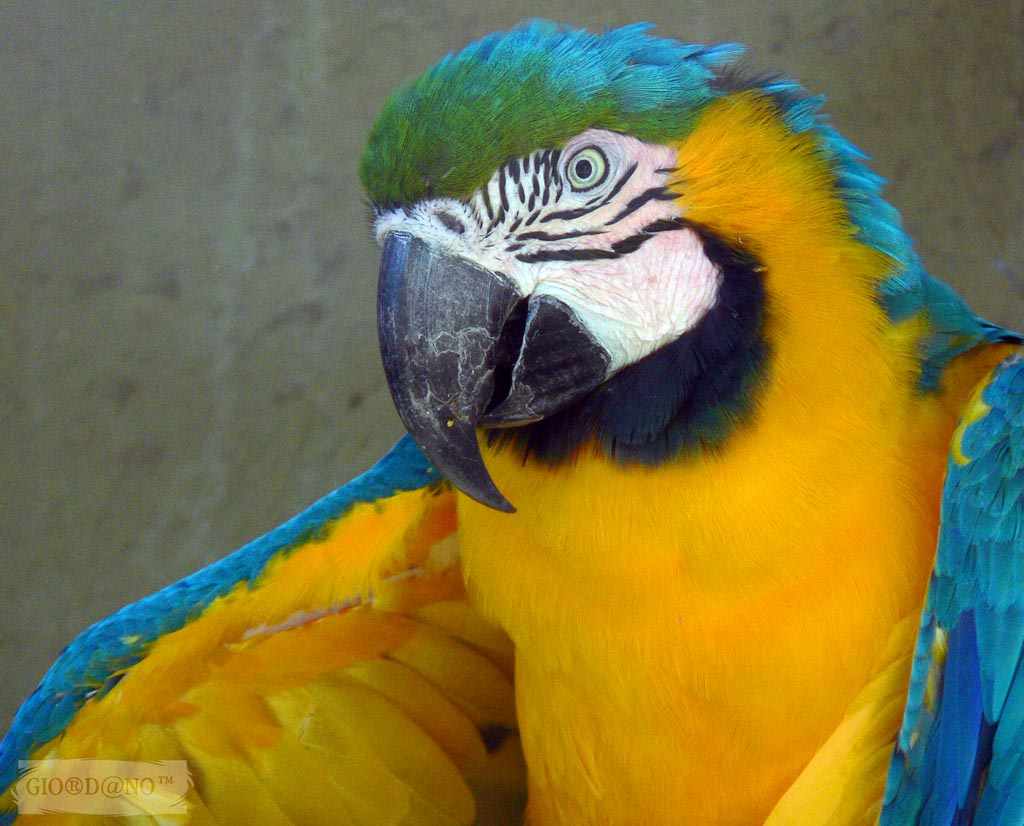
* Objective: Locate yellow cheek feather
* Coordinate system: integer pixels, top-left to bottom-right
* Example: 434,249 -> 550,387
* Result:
457,92 -> 1002,824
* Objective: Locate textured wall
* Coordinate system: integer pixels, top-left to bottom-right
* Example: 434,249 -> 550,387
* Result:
1,0 -> 1022,729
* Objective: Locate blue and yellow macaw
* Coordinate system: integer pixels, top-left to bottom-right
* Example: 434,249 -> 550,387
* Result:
2,20 -> 1022,825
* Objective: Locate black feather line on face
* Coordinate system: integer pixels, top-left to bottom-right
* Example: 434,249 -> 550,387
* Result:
605,185 -> 677,226
515,228 -> 606,242
481,184 -> 495,221
488,223 -> 770,466
540,203 -> 605,223
498,166 -> 510,213
512,217 -> 686,262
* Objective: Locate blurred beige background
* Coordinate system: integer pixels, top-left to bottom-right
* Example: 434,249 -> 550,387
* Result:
1,1 -> 1021,729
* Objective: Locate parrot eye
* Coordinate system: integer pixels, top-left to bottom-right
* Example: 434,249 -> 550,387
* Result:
565,147 -> 608,191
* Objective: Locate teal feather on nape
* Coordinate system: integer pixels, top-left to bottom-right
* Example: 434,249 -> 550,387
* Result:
360,20 -> 741,209
721,63 -> 1013,391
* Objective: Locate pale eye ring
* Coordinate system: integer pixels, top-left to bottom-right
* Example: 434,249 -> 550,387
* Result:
565,146 -> 609,191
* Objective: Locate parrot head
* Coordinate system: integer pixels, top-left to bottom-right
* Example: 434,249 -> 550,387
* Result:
361,21 -> 908,512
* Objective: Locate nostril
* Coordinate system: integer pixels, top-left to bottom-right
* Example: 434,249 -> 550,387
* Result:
437,211 -> 466,235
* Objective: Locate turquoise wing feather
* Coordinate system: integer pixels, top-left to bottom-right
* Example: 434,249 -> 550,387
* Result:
883,348 -> 1024,824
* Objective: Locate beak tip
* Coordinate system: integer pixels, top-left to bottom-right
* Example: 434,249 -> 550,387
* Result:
404,416 -> 517,514
436,466 -> 517,512
440,451 -> 518,514
486,493 -> 518,514
437,464 -> 517,512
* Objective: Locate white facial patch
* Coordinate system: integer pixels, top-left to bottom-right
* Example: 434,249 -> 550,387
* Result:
373,128 -> 724,375
532,228 -> 722,372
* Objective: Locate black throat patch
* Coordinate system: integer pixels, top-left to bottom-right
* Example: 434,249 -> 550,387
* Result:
487,223 -> 770,466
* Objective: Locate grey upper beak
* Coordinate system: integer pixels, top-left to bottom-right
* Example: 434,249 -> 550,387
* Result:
377,231 -> 611,513
377,231 -> 521,512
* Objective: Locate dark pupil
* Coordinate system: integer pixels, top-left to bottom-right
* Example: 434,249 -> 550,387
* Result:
574,158 -> 593,180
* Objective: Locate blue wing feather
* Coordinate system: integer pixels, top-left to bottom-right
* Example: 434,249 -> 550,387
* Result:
883,349 -> 1024,825
0,436 -> 440,795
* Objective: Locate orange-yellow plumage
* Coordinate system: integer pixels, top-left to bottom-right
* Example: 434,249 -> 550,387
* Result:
455,92 -> 1016,823
1,487 -> 524,824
